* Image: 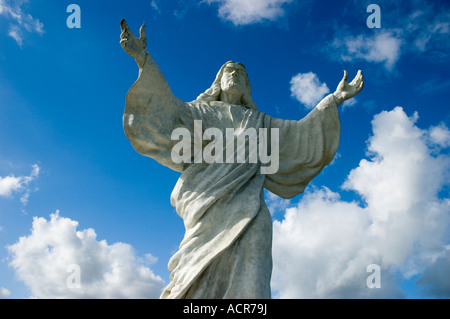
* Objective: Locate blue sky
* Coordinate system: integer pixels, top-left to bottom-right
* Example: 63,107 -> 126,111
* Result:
0,0 -> 449,298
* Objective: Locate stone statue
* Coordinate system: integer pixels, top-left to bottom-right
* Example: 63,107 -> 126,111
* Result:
120,20 -> 364,299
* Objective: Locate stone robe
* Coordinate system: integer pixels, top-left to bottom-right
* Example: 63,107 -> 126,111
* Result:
123,53 -> 341,299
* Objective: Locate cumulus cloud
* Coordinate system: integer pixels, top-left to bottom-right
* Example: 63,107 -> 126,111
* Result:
290,72 -> 330,109
331,31 -> 402,70
0,287 -> 11,298
271,107 -> 450,298
205,0 -> 294,25
0,0 -> 44,46
0,164 -> 39,205
8,211 -> 165,298
429,124 -> 450,148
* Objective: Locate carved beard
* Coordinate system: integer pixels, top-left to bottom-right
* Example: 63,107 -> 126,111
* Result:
222,79 -> 245,94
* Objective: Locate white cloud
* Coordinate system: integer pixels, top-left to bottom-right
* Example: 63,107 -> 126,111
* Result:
429,124 -> 450,148
329,1 -> 450,70
8,211 -> 165,298
0,175 -> 22,197
205,0 -> 294,25
0,0 -> 44,46
332,31 -> 402,70
341,98 -> 357,110
271,106 -> 450,298
290,72 -> 330,109
7,24 -> 22,46
0,164 -> 39,205
0,287 -> 11,298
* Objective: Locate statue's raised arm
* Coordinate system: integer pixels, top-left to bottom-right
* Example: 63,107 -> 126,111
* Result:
120,20 -> 188,172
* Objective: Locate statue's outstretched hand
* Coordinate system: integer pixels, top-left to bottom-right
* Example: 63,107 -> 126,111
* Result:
333,70 -> 364,105
120,19 -> 147,66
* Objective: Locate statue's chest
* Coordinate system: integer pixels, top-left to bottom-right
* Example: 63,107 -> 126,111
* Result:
200,102 -> 259,132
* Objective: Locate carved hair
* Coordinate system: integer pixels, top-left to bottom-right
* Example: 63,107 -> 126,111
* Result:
195,61 -> 258,110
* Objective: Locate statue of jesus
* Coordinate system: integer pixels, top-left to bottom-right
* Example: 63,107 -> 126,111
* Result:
120,20 -> 364,299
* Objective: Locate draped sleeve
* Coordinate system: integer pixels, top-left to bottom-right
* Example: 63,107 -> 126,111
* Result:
263,94 -> 341,199
123,52 -> 192,172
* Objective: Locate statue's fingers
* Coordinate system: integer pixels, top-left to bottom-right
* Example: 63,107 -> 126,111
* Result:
357,72 -> 364,86
120,19 -> 132,38
343,70 -> 348,82
351,71 -> 363,86
139,24 -> 146,40
356,81 -> 364,93
350,74 -> 359,86
355,70 -> 363,84
120,38 -> 128,50
120,19 -> 129,32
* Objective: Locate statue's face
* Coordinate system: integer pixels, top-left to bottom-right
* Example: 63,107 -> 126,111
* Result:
220,63 -> 247,95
